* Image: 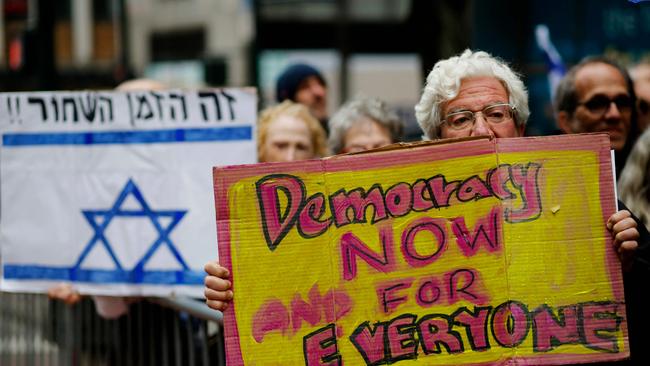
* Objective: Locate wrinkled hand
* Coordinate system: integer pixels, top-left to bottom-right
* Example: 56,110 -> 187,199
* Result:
204,260 -> 233,311
607,210 -> 639,272
47,283 -> 82,305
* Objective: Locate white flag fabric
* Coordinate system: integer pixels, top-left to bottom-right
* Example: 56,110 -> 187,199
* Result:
0,88 -> 257,297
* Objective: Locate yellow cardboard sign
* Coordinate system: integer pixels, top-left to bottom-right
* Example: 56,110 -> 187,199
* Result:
214,134 -> 627,365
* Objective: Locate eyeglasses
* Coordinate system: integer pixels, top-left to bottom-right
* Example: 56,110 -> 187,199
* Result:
638,98 -> 650,115
577,94 -> 632,116
442,103 -> 515,131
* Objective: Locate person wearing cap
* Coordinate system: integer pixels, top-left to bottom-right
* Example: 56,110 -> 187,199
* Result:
275,63 -> 329,131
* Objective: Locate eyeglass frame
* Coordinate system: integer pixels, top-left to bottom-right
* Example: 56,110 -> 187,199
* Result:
440,103 -> 517,131
575,94 -> 633,118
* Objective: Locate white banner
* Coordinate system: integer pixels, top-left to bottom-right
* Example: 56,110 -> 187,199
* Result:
0,88 -> 257,297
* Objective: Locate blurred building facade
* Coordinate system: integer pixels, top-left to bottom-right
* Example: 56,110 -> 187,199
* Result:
1,0 -> 649,134
0,0 -> 253,89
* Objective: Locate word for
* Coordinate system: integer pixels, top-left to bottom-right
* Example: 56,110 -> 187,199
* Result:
341,206 -> 501,280
256,163 -> 541,251
303,301 -> 623,366
1,90 -> 238,126
376,268 -> 489,314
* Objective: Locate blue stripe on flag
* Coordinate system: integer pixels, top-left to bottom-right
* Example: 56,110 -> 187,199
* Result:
3,265 -> 205,285
2,126 -> 252,146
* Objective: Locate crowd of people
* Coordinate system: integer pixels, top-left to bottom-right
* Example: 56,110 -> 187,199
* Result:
204,50 -> 650,365
41,49 -> 650,364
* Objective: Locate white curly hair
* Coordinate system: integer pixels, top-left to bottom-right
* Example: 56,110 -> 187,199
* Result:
415,49 -> 530,139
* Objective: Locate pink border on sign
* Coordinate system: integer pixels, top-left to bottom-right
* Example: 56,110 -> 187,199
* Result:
213,133 -> 627,365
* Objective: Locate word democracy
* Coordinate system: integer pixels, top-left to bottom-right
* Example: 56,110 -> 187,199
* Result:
256,162 -> 542,251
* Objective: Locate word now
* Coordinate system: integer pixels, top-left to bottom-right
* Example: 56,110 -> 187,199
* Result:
303,300 -> 623,366
256,162 -> 541,251
339,203 -> 502,282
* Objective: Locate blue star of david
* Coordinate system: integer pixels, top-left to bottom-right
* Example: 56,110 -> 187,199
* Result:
74,179 -> 188,280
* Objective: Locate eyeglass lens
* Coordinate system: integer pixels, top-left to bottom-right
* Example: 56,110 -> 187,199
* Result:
583,95 -> 632,114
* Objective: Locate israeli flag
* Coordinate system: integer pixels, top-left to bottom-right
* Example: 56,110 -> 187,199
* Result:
0,88 -> 257,297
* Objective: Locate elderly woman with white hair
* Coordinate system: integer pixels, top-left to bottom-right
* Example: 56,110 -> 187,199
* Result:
415,49 -> 530,140
327,97 -> 404,154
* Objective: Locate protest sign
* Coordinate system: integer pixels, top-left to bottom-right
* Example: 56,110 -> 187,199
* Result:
1,88 -> 256,297
214,133 -> 627,365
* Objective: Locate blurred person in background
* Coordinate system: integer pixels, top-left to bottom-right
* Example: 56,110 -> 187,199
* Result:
275,63 -> 329,132
258,100 -> 328,162
327,96 -> 404,154
619,128 -> 650,232
630,59 -> 650,133
554,57 -> 639,177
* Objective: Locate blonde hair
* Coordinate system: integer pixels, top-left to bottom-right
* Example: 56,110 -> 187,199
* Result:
618,128 -> 650,231
257,100 -> 328,161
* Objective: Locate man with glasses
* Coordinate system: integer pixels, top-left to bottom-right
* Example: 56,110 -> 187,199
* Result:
554,57 -> 637,176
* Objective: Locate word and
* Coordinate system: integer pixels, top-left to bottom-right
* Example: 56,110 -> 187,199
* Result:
303,301 -> 623,366
251,284 -> 353,343
256,163 -> 541,251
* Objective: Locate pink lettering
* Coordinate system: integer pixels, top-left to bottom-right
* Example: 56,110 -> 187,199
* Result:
401,217 -> 447,268
386,315 -> 418,360
581,302 -> 622,353
453,307 -> 492,350
256,174 -> 305,251
491,301 -> 530,347
417,315 -> 463,354
290,285 -> 323,333
340,224 -> 397,281
252,299 -> 289,343
385,183 -> 413,217
303,324 -> 341,366
298,193 -> 332,238
426,175 -> 459,207
451,206 -> 502,257
412,179 -> 434,211
350,322 -> 387,364
376,278 -> 414,314
330,186 -> 387,226
532,304 -> 580,352
508,163 -> 542,222
446,269 -> 489,306
457,175 -> 492,202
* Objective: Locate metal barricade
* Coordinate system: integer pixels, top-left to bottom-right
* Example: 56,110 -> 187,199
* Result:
0,292 -> 225,366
